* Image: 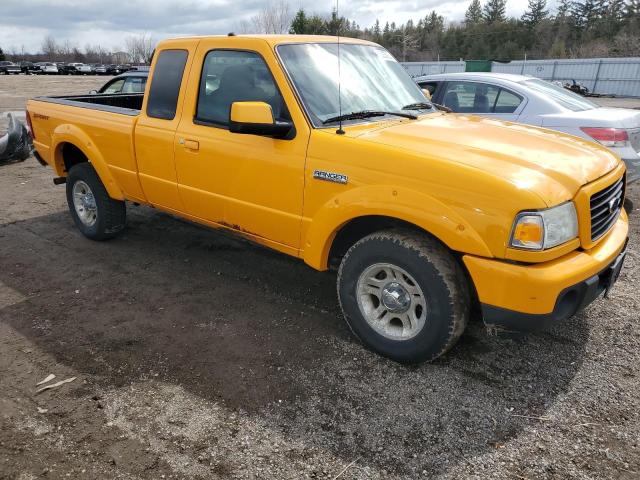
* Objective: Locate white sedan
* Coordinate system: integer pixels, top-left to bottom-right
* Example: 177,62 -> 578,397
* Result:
415,72 -> 640,183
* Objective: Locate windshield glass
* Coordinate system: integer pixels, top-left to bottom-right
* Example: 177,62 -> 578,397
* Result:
523,79 -> 598,111
277,43 -> 431,126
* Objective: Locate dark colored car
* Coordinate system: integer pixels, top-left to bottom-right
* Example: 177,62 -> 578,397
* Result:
58,63 -> 83,75
19,61 -> 40,74
0,61 -> 21,75
91,71 -> 149,94
105,64 -> 130,75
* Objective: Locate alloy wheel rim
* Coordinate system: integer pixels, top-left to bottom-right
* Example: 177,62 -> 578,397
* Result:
355,263 -> 428,341
72,180 -> 98,227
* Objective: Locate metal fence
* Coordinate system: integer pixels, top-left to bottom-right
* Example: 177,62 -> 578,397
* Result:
402,57 -> 640,97
402,61 -> 465,77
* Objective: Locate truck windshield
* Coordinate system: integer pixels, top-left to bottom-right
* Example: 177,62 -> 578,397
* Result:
277,43 -> 432,127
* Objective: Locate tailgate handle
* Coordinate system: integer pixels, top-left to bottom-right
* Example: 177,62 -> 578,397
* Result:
182,139 -> 199,151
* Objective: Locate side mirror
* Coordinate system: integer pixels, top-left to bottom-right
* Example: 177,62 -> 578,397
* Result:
421,88 -> 432,100
89,89 -> 98,95
229,101 -> 293,139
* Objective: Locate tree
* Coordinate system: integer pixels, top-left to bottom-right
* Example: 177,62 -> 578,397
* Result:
483,0 -> 507,23
251,1 -> 292,34
289,9 -> 308,33
465,0 -> 483,25
125,33 -> 155,64
522,0 -> 549,27
41,35 -> 57,59
0,47 -> 5,61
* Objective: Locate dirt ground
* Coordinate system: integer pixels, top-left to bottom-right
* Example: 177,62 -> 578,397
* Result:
1,75 -> 639,480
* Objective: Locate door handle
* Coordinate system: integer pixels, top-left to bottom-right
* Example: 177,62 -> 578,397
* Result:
180,138 -> 199,151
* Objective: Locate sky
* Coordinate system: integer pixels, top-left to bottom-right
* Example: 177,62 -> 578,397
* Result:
0,0 -> 534,54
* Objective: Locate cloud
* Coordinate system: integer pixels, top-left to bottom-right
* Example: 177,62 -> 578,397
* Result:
0,0 -> 536,54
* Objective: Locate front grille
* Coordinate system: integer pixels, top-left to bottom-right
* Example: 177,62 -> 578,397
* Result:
590,175 -> 625,241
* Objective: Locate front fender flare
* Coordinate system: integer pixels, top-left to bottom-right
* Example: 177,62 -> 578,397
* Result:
51,124 -> 124,200
302,185 -> 493,270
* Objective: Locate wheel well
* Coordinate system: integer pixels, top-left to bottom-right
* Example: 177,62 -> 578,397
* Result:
327,215 -> 483,321
60,142 -> 88,173
328,216 -> 426,270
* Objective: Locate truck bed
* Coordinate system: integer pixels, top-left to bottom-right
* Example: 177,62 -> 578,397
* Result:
33,93 -> 143,116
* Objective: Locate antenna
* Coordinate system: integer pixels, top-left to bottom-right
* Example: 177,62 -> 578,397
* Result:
336,0 -> 345,135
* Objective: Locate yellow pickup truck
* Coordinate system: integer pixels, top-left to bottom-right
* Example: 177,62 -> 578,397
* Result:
26,35 -> 628,363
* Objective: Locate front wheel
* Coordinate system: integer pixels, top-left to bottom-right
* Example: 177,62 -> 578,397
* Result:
337,229 -> 470,363
66,163 -> 126,240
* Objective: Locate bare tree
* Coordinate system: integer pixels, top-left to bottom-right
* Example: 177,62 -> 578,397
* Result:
41,35 -> 57,59
125,33 -> 156,64
251,1 -> 292,34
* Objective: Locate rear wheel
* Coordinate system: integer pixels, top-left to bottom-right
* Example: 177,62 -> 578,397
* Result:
337,229 -> 470,363
66,162 -> 126,240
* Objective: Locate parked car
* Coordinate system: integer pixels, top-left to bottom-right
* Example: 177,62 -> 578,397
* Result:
94,64 -> 107,75
35,62 -> 59,74
91,71 -> 149,94
27,35 -> 628,363
415,72 -> 640,183
0,61 -> 22,75
77,64 -> 95,75
59,63 -> 84,75
19,61 -> 40,75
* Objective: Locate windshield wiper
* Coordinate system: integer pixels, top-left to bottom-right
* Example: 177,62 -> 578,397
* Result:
323,110 -> 417,124
401,102 -> 433,111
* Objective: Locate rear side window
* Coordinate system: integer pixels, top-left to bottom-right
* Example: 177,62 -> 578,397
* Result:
494,89 -> 523,113
146,50 -> 188,120
442,81 -> 522,114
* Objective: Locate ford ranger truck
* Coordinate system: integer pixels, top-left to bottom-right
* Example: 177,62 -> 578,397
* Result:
26,35 -> 629,363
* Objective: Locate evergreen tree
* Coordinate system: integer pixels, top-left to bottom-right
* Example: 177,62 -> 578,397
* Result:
483,0 -> 508,23
0,47 -> 5,61
572,0 -> 598,30
465,0 -> 484,24
522,0 -> 549,26
289,9 -> 308,34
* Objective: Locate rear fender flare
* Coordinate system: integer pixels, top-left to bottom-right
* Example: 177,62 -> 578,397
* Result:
51,124 -> 124,200
303,185 -> 493,270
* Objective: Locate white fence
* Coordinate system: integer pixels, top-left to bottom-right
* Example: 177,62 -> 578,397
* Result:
402,58 -> 640,97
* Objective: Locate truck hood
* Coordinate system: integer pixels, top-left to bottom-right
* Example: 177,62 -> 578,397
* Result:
541,107 -> 640,129
354,113 -> 619,205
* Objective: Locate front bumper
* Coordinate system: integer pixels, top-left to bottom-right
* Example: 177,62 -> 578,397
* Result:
463,212 -> 629,331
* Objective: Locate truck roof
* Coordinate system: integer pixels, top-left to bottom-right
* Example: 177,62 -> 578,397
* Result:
157,34 -> 377,48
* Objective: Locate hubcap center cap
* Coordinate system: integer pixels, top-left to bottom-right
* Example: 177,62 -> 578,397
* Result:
381,282 -> 411,313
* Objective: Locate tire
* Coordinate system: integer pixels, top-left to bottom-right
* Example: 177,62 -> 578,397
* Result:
66,162 -> 126,240
337,229 -> 470,363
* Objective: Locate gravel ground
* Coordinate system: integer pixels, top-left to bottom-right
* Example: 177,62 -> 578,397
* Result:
0,76 -> 639,480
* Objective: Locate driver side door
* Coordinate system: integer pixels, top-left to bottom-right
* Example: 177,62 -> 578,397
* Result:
174,39 -> 311,251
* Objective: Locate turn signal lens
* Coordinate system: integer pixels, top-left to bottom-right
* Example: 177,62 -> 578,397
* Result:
511,215 -> 544,250
510,202 -> 579,251
580,127 -> 629,148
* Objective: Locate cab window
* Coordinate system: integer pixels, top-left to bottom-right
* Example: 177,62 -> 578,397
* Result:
195,50 -> 289,127
146,49 -> 188,120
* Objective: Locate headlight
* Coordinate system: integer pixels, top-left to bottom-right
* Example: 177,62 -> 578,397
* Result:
510,202 -> 578,250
